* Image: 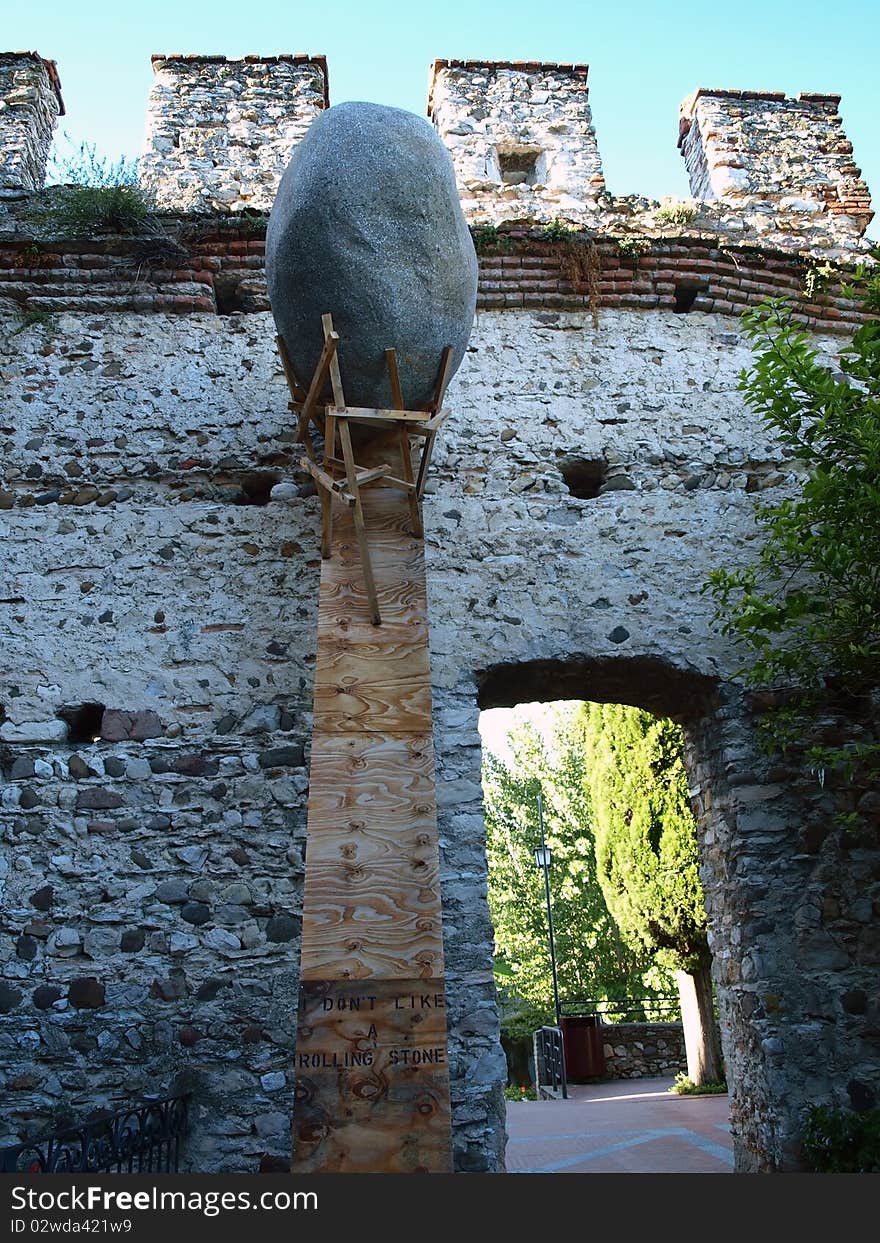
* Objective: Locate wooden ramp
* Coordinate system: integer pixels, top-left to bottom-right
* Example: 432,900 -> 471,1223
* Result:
291,487 -> 452,1172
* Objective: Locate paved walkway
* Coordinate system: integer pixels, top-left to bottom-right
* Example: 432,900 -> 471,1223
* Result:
505,1076 -> 734,1173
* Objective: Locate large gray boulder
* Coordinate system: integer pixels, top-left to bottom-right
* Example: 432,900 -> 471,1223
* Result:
266,101 -> 477,411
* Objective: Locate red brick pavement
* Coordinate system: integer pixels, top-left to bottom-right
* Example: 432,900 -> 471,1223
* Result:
505,1076 -> 734,1173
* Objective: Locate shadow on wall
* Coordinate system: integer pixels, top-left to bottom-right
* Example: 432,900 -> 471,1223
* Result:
478,654 -> 719,722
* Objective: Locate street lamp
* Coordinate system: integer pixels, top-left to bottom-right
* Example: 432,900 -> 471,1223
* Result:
533,788 -> 562,1027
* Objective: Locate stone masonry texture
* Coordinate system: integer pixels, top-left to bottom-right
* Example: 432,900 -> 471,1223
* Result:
428,61 -> 605,223
601,1023 -> 687,1081
140,56 -> 328,213
0,53 -> 63,198
678,90 -> 873,232
0,53 -> 879,1175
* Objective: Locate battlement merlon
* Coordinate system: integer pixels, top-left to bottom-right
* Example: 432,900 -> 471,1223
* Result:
0,52 -> 64,198
428,59 -> 606,214
138,54 -> 329,213
678,88 -> 873,233
1,50 -> 874,253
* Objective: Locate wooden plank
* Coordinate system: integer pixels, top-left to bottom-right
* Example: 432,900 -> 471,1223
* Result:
305,732 -> 437,836
408,408 -> 450,437
322,407 -> 338,557
428,345 -> 454,413
292,331 -> 454,1172
300,871 -> 443,978
338,417 -> 381,626
293,978 -> 452,1173
328,405 -> 433,424
301,457 -> 356,506
385,348 -> 405,410
397,425 -> 424,538
313,645 -> 433,733
313,615 -> 432,734
323,312 -> 347,410
276,334 -> 307,403
317,570 -> 426,632
302,729 -> 440,969
295,330 -> 340,455
318,555 -> 426,625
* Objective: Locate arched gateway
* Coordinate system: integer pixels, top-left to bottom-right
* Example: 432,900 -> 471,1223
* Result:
0,52 -> 876,1174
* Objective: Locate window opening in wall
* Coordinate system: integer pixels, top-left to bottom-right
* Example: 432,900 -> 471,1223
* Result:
673,282 -> 704,314
558,457 -> 607,499
497,148 -> 542,187
58,702 -> 106,743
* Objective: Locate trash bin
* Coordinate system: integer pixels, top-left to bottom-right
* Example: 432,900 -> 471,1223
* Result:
560,1015 -> 606,1082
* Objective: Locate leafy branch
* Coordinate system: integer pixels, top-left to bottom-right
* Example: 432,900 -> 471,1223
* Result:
704,292 -> 880,781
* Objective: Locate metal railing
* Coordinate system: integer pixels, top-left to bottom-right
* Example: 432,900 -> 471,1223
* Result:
560,995 -> 683,1024
1,1093 -> 191,1174
533,1025 -> 568,1100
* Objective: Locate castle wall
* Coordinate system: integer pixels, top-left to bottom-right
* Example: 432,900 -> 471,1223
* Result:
678,89 -> 873,231
139,56 -> 328,213
1,50 -> 879,1175
428,60 -> 604,222
2,291 -> 878,1172
0,53 -> 63,197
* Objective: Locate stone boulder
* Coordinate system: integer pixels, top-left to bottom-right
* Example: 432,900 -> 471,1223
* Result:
266,101 -> 477,411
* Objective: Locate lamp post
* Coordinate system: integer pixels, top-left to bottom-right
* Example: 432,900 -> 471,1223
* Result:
533,788 -> 562,1028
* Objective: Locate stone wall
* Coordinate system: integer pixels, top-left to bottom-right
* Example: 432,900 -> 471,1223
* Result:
0,217 -> 870,332
428,60 -> 604,223
1,47 -> 879,1175
139,56 -> 328,213
4,50 -> 873,258
0,53 -> 63,197
678,90 -> 873,231
601,1023 -> 687,1080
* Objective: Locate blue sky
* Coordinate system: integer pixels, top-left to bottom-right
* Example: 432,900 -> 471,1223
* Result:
11,1 -> 879,236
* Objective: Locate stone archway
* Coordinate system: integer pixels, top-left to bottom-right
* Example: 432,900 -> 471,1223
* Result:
430,648 -> 876,1173
480,655 -> 723,1089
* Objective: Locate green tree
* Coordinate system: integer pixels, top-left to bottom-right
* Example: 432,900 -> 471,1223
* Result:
484,708 -> 672,1036
577,702 -> 724,1086
705,288 -> 880,785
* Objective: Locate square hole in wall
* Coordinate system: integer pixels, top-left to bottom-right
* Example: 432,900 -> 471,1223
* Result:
673,281 -> 707,313
58,702 -> 106,743
558,457 -> 607,499
497,147 -> 543,187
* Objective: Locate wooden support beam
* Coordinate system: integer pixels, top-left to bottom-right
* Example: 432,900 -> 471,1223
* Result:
327,405 -> 433,425
408,409 -> 450,437
427,345 -> 454,413
293,494 -> 451,1173
276,334 -> 307,403
322,404 -> 338,558
324,312 -> 347,411
301,457 -> 356,506
338,417 -> 381,626
385,347 -> 405,411
297,330 -> 339,451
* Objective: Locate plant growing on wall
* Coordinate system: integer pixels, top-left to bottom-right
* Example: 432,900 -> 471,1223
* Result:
704,281 -> 880,786
469,222 -> 515,254
654,200 -> 698,226
801,1103 -> 880,1172
616,236 -> 651,262
34,135 -> 153,236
